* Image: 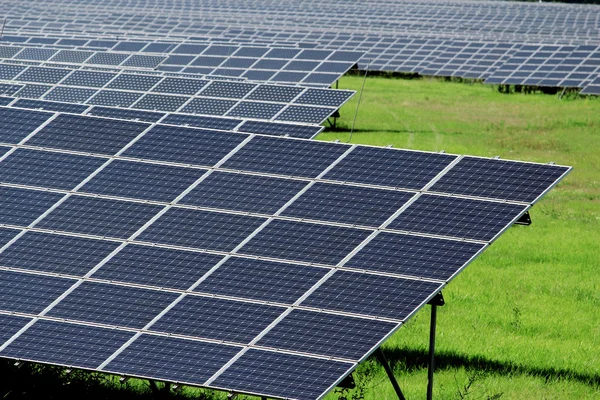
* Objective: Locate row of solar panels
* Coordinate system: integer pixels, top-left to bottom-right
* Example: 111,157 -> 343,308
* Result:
3,29 -> 599,93
0,104 -> 570,399
0,39 -> 360,87
4,0 -> 600,44
0,63 -> 355,124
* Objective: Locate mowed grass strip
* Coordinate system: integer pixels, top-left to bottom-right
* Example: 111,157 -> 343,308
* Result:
317,76 -> 599,400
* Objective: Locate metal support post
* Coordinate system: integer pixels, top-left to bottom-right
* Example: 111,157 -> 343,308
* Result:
427,292 -> 445,400
375,348 -> 407,400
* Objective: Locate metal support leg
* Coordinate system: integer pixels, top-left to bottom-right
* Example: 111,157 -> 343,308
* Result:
427,292 -> 445,400
375,348 -> 406,400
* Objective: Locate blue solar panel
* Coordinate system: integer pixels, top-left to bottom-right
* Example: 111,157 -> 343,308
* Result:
240,220 -> 371,265
324,147 -> 457,189
0,270 -> 75,314
93,245 -> 223,290
81,160 -> 203,202
61,71 -> 116,88
212,349 -> 352,400
0,107 -> 52,144
48,282 -> 178,328
152,77 -> 209,95
303,271 -> 441,320
107,74 -> 162,91
137,208 -> 266,251
123,125 -> 247,166
17,67 -> 70,84
346,232 -> 486,280
0,149 -> 105,190
152,296 -> 284,343
0,187 -> 63,227
258,310 -> 396,359
282,183 -> 414,227
223,136 -> 350,178
430,156 -> 570,203
27,115 -> 149,155
43,86 -> 96,103
1,320 -> 133,369
0,232 -> 119,276
195,257 -> 329,303
37,196 -> 163,238
180,171 -> 306,214
388,195 -> 527,241
103,334 -> 240,385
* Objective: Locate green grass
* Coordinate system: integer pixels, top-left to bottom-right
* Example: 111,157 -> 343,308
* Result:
314,76 -> 600,399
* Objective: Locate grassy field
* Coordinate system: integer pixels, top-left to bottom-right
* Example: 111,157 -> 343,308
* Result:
315,76 -> 600,400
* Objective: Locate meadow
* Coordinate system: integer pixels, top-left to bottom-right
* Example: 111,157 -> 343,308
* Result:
2,76 -> 598,400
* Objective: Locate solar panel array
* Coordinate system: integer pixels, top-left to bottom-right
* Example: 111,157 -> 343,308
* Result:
0,64 -> 354,124
2,0 -> 598,93
0,1 -> 575,399
0,105 -> 570,399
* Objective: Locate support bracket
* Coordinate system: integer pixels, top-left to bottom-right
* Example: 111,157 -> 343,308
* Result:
375,348 -> 407,400
515,211 -> 532,226
427,291 -> 444,400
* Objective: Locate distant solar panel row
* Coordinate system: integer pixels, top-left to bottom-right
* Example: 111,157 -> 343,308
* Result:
0,40 -> 360,87
0,107 -> 570,399
0,64 -> 355,124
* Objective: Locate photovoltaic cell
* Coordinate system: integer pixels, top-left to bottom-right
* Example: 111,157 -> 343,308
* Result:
282,183 -> 414,227
14,84 -> 51,99
346,232 -> 486,280
0,269 -> 75,314
304,271 -> 442,320
223,136 -> 350,178
27,114 -> 149,155
0,232 -> 119,276
213,349 -> 352,400
0,149 -> 106,190
1,320 -> 133,369
81,160 -> 203,202
107,74 -> 162,91
0,186 -> 63,227
430,156 -> 570,203
180,171 -> 306,214
324,147 -> 457,189
93,244 -> 223,290
36,196 -> 163,239
295,89 -> 354,107
152,77 -> 209,95
0,84 -> 22,96
44,86 -> 96,104
87,90 -> 143,107
0,107 -> 52,144
16,67 -> 70,84
134,94 -> 188,111
240,220 -> 371,265
137,208 -> 266,251
0,64 -> 27,80
180,98 -> 236,115
227,101 -> 284,119
61,71 -> 116,88
47,282 -> 178,328
103,334 -> 240,385
122,125 -> 246,166
152,296 -> 284,343
258,310 -> 397,359
388,194 -> 527,241
246,85 -> 304,102
274,105 -> 333,123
